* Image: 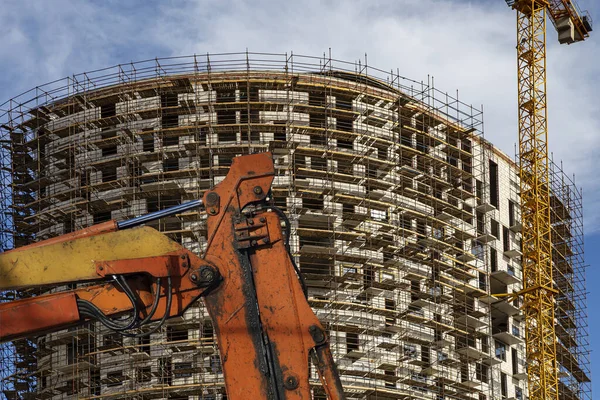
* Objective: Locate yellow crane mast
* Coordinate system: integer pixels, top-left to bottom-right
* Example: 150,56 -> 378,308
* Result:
504,1 -> 592,399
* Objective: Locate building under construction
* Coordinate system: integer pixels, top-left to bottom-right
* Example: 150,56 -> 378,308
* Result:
0,52 -> 591,400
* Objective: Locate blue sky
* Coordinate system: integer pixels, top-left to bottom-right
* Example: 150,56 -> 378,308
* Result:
0,0 -> 598,393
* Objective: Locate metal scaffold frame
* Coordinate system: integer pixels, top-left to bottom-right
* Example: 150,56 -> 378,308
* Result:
548,157 -> 591,400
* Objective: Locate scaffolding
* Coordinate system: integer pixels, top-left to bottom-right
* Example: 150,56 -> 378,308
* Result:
0,52 -> 589,400
548,157 -> 591,400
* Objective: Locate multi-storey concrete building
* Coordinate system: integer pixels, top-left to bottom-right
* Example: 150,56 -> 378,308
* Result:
0,53 -> 590,400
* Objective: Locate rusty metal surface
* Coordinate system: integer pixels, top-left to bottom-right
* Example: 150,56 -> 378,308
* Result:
201,152 -> 344,399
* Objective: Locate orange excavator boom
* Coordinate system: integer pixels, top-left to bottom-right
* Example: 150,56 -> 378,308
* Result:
0,152 -> 345,400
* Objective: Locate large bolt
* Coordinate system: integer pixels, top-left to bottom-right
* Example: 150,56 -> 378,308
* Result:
309,325 -> 326,345
206,192 -> 219,205
191,265 -> 221,288
283,375 -> 299,390
253,186 -> 263,195
201,268 -> 215,282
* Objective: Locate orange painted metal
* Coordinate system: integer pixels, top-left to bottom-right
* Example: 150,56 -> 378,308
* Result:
95,253 -> 189,278
201,152 -> 345,399
201,153 -> 276,398
250,211 -> 344,398
0,277 -> 154,341
0,292 -> 79,341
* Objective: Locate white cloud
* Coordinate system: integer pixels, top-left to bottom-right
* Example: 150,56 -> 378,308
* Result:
1,0 -> 599,230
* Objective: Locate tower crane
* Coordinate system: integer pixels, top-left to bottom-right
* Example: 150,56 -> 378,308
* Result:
504,1 -> 591,399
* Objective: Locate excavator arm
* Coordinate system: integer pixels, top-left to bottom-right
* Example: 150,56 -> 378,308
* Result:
0,152 -> 345,400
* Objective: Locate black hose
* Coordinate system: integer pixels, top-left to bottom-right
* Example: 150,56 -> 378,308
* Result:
120,276 -> 172,338
77,299 -> 137,331
111,275 -> 140,331
77,300 -> 133,331
76,276 -> 172,337
135,277 -> 162,327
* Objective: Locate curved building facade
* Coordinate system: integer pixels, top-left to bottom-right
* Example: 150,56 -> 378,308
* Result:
0,53 -> 590,400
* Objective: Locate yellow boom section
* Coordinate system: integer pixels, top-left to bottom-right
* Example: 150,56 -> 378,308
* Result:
0,227 -> 182,290
506,0 -> 591,399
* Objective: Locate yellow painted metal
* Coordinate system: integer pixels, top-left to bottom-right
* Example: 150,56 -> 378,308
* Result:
509,0 -> 590,399
0,227 -> 183,290
515,3 -> 558,399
